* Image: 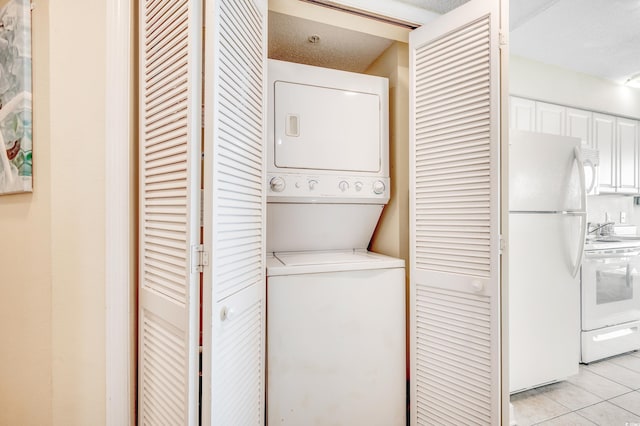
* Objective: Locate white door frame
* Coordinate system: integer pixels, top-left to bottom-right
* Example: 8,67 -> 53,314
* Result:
103,1 -> 508,424
105,0 -> 133,424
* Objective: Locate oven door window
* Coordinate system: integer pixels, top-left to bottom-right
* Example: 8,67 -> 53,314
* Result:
582,252 -> 640,331
596,266 -> 635,304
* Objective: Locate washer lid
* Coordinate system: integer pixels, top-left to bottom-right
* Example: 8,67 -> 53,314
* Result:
267,250 -> 404,276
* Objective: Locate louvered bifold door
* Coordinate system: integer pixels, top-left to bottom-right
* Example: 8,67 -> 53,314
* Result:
201,0 -> 267,424
409,0 -> 504,424
138,0 -> 202,425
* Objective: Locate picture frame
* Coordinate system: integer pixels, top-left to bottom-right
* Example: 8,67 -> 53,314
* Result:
0,0 -> 32,195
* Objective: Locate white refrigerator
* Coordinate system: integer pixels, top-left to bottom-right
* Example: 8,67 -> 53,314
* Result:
509,130 -> 587,393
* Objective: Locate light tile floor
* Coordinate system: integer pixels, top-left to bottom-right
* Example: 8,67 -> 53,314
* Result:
511,351 -> 640,425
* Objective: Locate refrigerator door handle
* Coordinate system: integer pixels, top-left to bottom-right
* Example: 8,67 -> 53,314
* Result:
574,147 -> 587,213
584,158 -> 597,194
572,212 -> 587,278
571,147 -> 588,278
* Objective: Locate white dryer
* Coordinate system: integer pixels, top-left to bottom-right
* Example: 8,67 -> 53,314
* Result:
267,59 -> 391,253
266,60 -> 405,425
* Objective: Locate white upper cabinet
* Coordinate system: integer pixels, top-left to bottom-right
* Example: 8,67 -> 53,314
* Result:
566,107 -> 593,148
593,113 -> 617,193
510,96 -> 536,132
536,101 -> 566,136
508,96 -> 639,194
590,114 -> 639,195
616,117 -> 639,194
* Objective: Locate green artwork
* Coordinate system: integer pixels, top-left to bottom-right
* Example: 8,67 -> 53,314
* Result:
0,0 -> 31,195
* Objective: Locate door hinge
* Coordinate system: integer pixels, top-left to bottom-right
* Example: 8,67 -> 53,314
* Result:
192,244 -> 209,273
499,235 -> 506,255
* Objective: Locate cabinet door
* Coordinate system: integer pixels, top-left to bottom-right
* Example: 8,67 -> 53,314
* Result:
536,101 -> 566,136
566,107 -> 593,148
593,113 -> 616,193
510,96 -> 535,132
616,117 -> 639,194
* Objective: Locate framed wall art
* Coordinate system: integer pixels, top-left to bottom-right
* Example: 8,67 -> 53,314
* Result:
0,0 -> 31,195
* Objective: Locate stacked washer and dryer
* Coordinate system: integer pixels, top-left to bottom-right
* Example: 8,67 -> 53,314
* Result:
265,59 -> 406,425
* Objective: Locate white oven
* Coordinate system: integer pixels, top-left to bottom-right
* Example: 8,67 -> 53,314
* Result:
581,242 -> 640,363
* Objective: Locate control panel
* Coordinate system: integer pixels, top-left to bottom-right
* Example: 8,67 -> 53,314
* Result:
267,173 -> 390,204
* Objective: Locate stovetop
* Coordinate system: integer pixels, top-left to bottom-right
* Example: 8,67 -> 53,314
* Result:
585,236 -> 640,251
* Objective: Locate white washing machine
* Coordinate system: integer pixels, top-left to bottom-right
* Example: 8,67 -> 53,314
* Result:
267,251 -> 405,425
266,60 -> 406,425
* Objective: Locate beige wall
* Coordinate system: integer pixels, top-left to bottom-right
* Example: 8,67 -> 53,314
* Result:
49,0 -> 106,423
510,55 -> 640,120
366,42 -> 410,275
366,42 -> 410,368
0,0 -> 108,424
0,1 -> 52,424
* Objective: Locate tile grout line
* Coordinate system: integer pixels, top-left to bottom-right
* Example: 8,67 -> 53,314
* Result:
535,388 -> 640,424
533,395 -> 636,425
604,388 -> 640,418
585,354 -> 640,377
532,409 -> 598,426
571,409 -> 598,425
562,375 -> 626,402
534,397 -> 601,424
573,364 -> 636,394
513,353 -> 640,425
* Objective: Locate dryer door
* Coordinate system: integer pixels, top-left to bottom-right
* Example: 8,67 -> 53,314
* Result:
273,80 -> 382,172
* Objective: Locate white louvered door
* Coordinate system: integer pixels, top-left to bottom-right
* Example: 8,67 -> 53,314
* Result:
138,0 -> 202,424
409,0 -> 505,424
201,0 -> 267,425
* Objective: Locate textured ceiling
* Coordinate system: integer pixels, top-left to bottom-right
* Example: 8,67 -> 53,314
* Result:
510,0 -> 640,84
391,0 -> 469,14
268,11 -> 394,73
269,0 -> 640,85
267,0 -> 472,73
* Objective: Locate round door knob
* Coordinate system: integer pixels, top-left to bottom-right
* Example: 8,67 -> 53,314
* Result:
471,280 -> 484,293
338,181 -> 349,192
308,179 -> 318,190
220,306 -> 235,321
373,180 -> 385,195
270,177 -> 286,192
355,181 -> 363,192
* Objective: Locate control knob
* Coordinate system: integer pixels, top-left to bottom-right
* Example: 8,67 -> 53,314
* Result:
308,179 -> 318,190
373,180 -> 385,195
338,181 -> 349,192
354,181 -> 363,192
270,177 -> 286,192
